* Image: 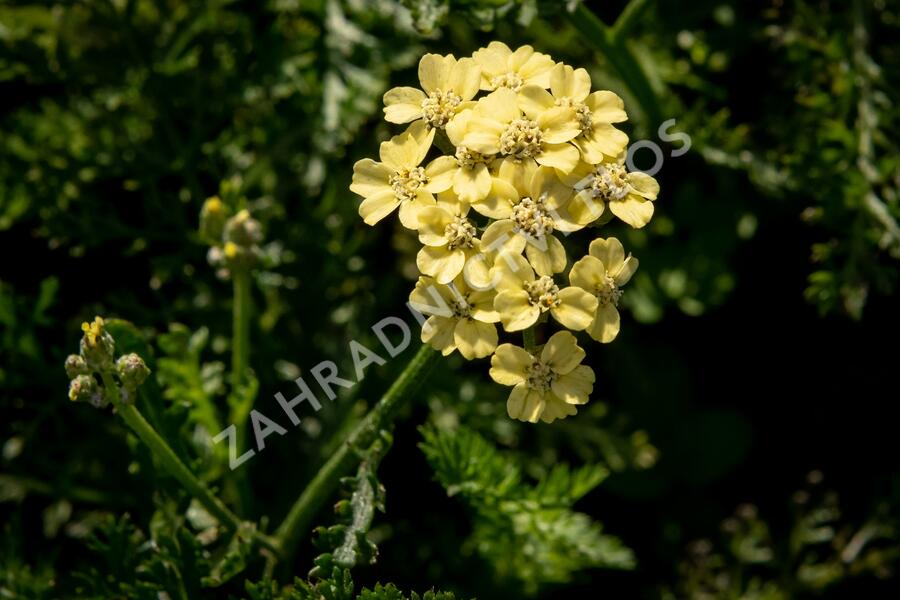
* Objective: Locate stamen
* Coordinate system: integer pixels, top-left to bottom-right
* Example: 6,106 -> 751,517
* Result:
421,90 -> 462,129
500,118 -> 543,160
389,167 -> 428,203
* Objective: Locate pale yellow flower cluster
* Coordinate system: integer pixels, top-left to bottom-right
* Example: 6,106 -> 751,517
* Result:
350,42 -> 660,424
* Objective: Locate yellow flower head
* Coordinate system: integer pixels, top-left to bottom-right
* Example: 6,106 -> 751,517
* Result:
519,63 -> 629,163
384,53 -> 482,129
462,87 -> 582,179
472,42 -> 555,92
443,109 -> 495,203
350,122 -> 456,229
477,165 -> 580,276
415,192 -> 483,284
353,43 -> 660,424
569,237 -> 639,343
491,252 -> 598,332
409,275 -> 500,360
489,331 -> 595,423
561,155 -> 661,228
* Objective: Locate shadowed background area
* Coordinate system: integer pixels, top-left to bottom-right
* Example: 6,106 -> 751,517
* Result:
2,0 -> 899,598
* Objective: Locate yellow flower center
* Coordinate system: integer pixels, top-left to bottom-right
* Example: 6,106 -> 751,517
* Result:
389,167 -> 428,203
449,294 -> 472,319
596,273 -> 623,306
525,359 -> 556,392
589,163 -> 630,201
499,118 -> 543,160
444,215 -> 477,250
421,89 -> 462,128
555,97 -> 593,131
512,195 -> 555,238
525,276 -> 561,311
455,145 -> 491,169
490,72 -> 524,91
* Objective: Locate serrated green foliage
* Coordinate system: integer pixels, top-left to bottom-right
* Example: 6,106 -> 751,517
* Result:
156,324 -> 225,446
420,424 -> 633,590
73,512 -> 211,599
664,476 -> 900,599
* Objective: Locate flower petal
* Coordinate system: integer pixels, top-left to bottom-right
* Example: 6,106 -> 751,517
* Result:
350,158 -> 392,198
417,245 -> 466,284
518,85 -> 555,119
569,255 -> 606,291
537,106 -> 581,144
609,196 -> 654,228
476,88 -> 521,123
397,191 -> 435,229
450,57 -> 481,100
536,143 -> 580,174
540,393 -> 578,423
540,330 -> 584,375
468,289 -> 501,323
425,156 -> 457,193
587,303 -> 620,343
551,365 -> 595,405
495,289 -> 540,332
358,189 -> 401,225
471,177 -> 517,219
586,90 -> 627,123
525,234 -> 566,276
576,123 -> 628,163
454,319 -> 498,360
528,166 -> 571,210
613,255 -> 639,287
490,343 -> 533,386
416,206 -> 454,246
551,287 -> 599,331
589,237 -> 625,269
453,163 -> 492,203
383,86 -> 426,123
550,64 -> 591,102
566,190 -> 606,226
628,171 -> 660,199
422,315 -> 457,355
419,53 -> 452,94
507,384 -> 544,423
482,219 -> 527,256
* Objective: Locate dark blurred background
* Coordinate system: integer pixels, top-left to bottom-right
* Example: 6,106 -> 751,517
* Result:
2,0 -> 899,598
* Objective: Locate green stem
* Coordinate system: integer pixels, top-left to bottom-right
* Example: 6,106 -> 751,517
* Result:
273,343 -> 439,562
99,371 -> 280,556
522,326 -> 536,353
228,267 -> 254,513
231,268 -> 251,391
565,2 -> 664,126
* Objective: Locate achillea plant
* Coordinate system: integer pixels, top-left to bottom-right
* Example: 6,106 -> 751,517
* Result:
351,43 -> 660,424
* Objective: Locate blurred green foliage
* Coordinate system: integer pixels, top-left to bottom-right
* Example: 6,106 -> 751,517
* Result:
2,0 -> 899,598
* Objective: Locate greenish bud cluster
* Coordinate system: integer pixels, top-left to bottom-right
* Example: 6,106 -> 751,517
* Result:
65,316 -> 151,408
116,353 -> 151,391
200,196 -> 265,275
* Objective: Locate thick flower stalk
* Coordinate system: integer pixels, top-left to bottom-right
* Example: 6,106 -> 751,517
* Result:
351,44 -> 661,424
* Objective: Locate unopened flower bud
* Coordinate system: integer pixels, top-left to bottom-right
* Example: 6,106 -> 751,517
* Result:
222,240 -> 261,270
68,374 -> 98,402
199,196 -> 229,245
65,354 -> 90,378
79,317 -> 115,371
224,209 -> 263,247
116,353 -> 150,390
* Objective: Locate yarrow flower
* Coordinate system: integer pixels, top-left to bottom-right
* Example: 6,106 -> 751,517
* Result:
350,44 -> 662,424
489,331 -> 595,423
